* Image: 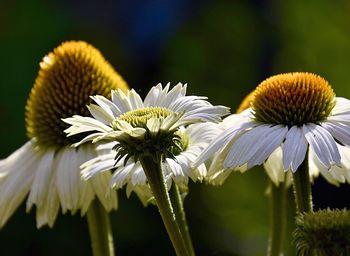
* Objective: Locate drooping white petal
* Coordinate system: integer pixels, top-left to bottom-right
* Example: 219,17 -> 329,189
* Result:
26,149 -> 60,228
309,151 -> 340,186
247,125 -> 288,168
90,171 -> 118,211
110,162 -> 135,189
26,149 -> 56,211
326,114 -> 350,125
264,147 -> 285,186
76,146 -> 96,215
336,145 -> 350,183
81,155 -> 115,180
193,120 -> 256,168
224,124 -> 287,169
330,97 -> 350,116
164,158 -> 186,183
55,147 -> 81,213
0,141 -> 39,227
317,143 -> 350,184
303,123 -> 341,168
55,149 -> 71,213
126,184 -> 154,207
130,165 -> 147,186
282,126 -> 308,172
322,120 -> 350,146
35,172 -> 60,228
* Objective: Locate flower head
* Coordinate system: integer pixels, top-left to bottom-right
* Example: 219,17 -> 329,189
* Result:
63,83 -> 228,190
26,40 -> 128,147
0,41 -> 126,228
293,209 -> 350,256
78,122 -> 223,204
195,72 -> 350,186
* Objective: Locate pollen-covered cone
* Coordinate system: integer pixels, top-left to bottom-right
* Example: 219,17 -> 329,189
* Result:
0,41 -> 127,228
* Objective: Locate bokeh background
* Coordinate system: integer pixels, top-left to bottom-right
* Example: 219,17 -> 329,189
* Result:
1,0 -> 350,255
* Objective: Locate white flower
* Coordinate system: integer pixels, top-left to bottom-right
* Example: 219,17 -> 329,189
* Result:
0,41 -> 124,228
63,83 -> 228,196
195,73 -> 350,186
79,122 -> 222,204
64,83 -> 228,147
0,142 -> 117,228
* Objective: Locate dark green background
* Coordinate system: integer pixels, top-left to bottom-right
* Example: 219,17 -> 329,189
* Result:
0,0 -> 350,255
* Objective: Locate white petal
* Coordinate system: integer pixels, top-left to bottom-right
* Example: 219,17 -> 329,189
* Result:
0,141 -> 38,227
110,162 -> 135,188
309,151 -> 340,186
128,89 -> 144,109
26,149 -> 55,211
81,156 -> 115,180
164,158 -> 185,183
76,146 -> 96,215
87,104 -> 115,125
73,132 -> 106,147
55,147 -> 80,213
160,83 -> 185,107
247,125 -> 288,168
303,124 -> 341,168
224,124 -> 287,169
321,120 -> 350,146
282,126 -> 308,172
91,95 -> 122,117
131,166 -> 147,185
63,115 -> 113,136
90,171 -> 118,212
146,118 -> 161,134
144,84 -> 163,106
264,147 -> 284,186
193,120 -> 256,168
330,97 -> 350,115
35,173 -> 60,228
111,89 -> 134,113
26,149 -> 59,228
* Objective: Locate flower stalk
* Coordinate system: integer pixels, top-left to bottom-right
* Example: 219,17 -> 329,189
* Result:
87,200 -> 115,256
292,153 -> 313,213
267,177 -> 288,256
140,155 -> 189,256
169,183 -> 195,256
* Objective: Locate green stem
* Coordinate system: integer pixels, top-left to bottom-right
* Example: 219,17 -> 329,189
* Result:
140,155 -> 189,256
292,156 -> 313,213
169,183 -> 195,256
267,177 -> 288,256
86,200 -> 115,256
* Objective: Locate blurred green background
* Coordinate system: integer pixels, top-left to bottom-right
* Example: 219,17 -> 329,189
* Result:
1,0 -> 350,255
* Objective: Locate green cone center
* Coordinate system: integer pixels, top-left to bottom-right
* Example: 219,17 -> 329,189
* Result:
252,72 -> 336,126
116,107 -> 173,127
